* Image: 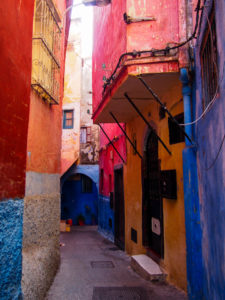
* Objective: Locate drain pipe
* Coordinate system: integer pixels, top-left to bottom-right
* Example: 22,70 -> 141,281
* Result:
180,68 -> 192,146
180,67 -> 203,300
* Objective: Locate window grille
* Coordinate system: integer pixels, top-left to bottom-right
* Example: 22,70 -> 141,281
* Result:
168,113 -> 185,145
31,0 -> 61,104
63,110 -> 74,129
200,5 -> 218,109
80,126 -> 91,143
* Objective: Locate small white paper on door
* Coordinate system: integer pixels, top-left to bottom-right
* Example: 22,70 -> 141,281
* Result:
151,217 -> 161,235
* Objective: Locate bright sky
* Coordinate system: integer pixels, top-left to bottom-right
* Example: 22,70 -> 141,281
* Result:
71,4 -> 93,58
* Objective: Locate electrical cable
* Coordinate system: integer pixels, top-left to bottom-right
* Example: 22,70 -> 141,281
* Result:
179,10 -> 223,126
102,0 -> 202,94
204,134 -> 225,171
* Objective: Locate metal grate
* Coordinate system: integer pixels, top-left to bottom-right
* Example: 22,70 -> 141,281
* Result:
90,261 -> 115,269
200,4 -> 218,109
31,0 -> 61,104
92,287 -> 149,300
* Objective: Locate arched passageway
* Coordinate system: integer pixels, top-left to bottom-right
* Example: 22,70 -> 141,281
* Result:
61,173 -> 98,225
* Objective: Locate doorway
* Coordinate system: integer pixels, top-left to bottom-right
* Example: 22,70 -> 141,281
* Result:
61,174 -> 98,226
114,166 -> 125,250
142,131 -> 164,259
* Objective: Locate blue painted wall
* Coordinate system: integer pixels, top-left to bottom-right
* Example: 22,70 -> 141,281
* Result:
194,1 -> 225,299
61,164 -> 99,191
61,174 -> 98,225
98,194 -> 114,242
181,68 -> 203,299
0,199 -> 24,300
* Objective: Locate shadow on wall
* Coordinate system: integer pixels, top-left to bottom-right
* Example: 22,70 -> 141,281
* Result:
61,174 -> 98,225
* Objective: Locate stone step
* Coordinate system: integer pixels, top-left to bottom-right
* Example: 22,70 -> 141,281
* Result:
131,254 -> 167,282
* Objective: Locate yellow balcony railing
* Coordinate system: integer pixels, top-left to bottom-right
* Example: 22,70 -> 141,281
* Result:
31,0 -> 61,104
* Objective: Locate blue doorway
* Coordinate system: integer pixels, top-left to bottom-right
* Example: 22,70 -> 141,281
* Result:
61,174 -> 98,225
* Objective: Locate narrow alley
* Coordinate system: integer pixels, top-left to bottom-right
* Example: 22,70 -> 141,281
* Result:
46,227 -> 187,300
1,0 -> 225,299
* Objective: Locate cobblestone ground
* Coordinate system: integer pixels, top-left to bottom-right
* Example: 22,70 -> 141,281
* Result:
46,226 -> 187,300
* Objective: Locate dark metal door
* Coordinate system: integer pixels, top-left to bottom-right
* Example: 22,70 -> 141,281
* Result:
143,133 -> 164,258
114,167 -> 125,250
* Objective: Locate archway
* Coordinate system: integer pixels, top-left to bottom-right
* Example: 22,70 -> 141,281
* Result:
61,173 -> 98,226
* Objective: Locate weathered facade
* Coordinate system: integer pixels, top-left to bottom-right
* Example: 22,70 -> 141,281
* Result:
61,18 -> 82,175
190,0 -> 225,299
22,0 -> 71,298
0,0 -> 71,299
0,1 -> 34,299
93,0 -> 195,291
61,11 -> 100,227
98,124 -> 127,242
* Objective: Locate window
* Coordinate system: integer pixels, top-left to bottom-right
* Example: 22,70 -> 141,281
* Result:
168,113 -> 185,144
80,127 -> 91,143
31,0 -> 61,104
200,4 -> 218,109
81,175 -> 92,193
63,110 -> 74,129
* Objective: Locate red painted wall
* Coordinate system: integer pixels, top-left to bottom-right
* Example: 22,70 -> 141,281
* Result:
92,0 -> 127,112
0,0 -> 34,200
99,134 -> 126,197
26,0 -> 71,175
92,0 -> 185,114
126,0 -> 179,51
99,123 -> 126,196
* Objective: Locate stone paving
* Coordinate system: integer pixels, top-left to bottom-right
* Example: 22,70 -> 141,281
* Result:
46,226 -> 187,300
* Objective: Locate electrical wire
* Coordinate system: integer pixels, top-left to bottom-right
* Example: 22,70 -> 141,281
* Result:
179,9 -> 223,127
102,0 -> 202,94
204,134 -> 225,171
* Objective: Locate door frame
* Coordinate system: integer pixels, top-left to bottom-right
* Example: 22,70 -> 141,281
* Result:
142,128 -> 164,260
114,164 -> 125,250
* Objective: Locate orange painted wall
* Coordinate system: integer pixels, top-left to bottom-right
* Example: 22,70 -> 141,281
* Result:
26,0 -> 70,175
61,20 -> 81,175
124,78 -> 187,291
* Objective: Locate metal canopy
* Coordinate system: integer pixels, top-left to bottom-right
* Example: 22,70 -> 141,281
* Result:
93,73 -> 181,124
124,93 -> 172,155
110,112 -> 143,160
98,124 -> 126,163
138,76 -> 194,145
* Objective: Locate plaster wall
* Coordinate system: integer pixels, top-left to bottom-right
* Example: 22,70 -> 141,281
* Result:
194,1 -> 225,298
61,19 -> 82,175
0,1 -> 34,298
126,0 -> 179,51
124,80 -> 187,291
23,1 -> 70,298
0,199 -> 24,300
98,132 -> 126,239
22,173 -> 60,299
92,0 -> 189,117
92,0 -> 127,112
61,175 -> 98,225
80,56 -> 100,165
0,0 -> 34,199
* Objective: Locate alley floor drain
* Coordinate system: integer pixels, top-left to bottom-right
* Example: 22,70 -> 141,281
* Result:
92,287 -> 149,300
90,261 -> 115,268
